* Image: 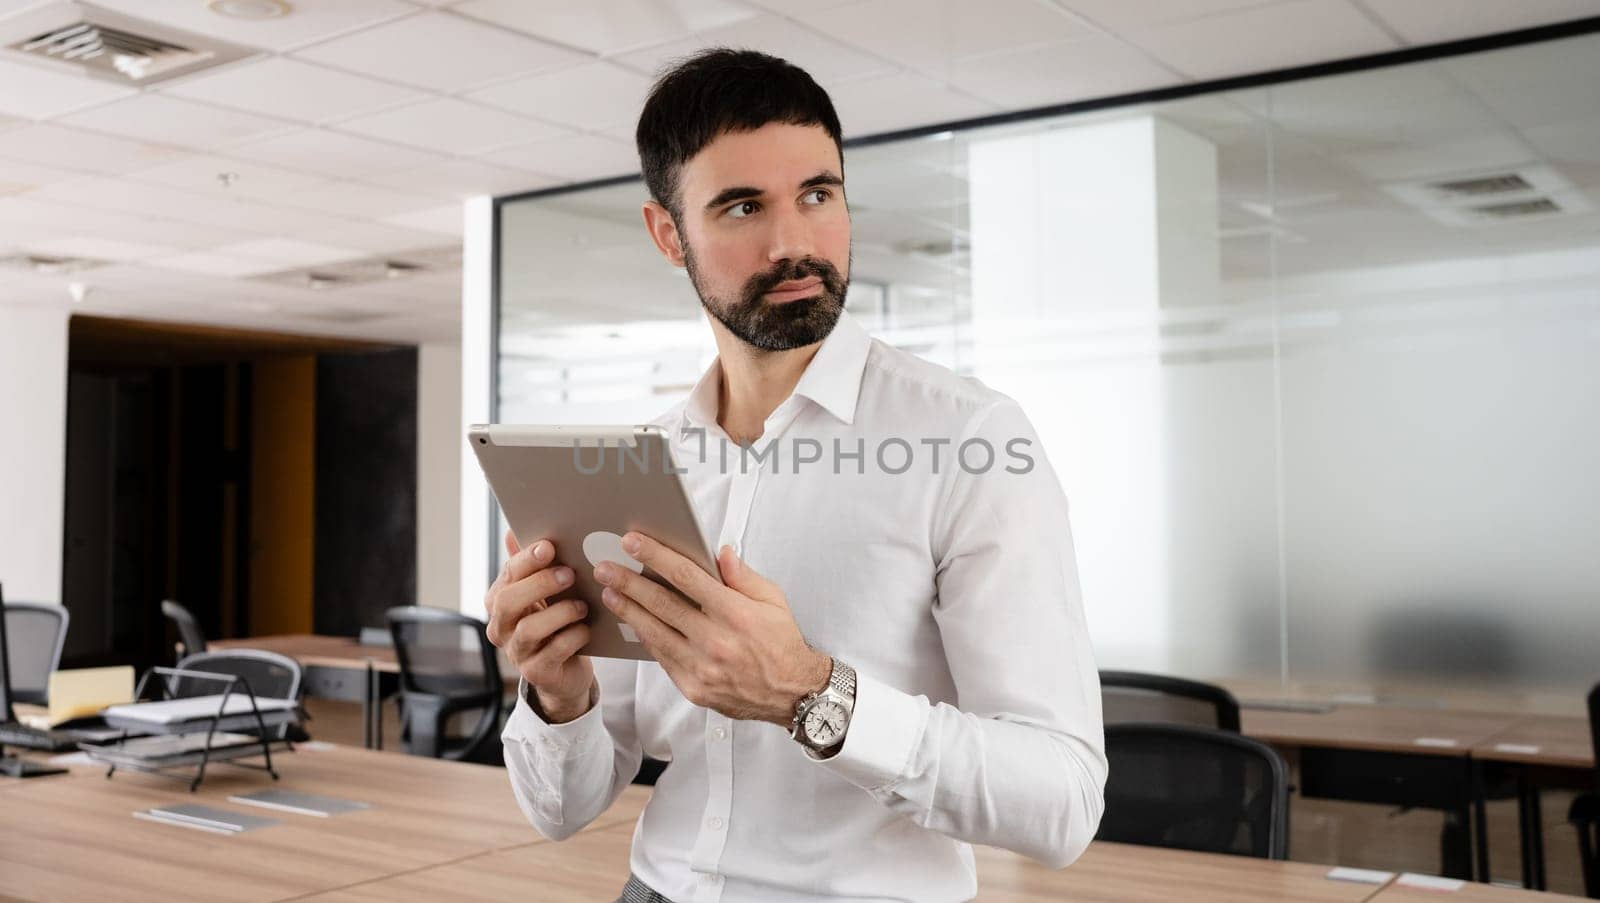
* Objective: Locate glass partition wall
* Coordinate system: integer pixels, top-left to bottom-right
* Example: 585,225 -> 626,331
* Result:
495,31 -> 1600,716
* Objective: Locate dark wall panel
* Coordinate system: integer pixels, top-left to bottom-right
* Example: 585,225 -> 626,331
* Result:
314,348 -> 418,636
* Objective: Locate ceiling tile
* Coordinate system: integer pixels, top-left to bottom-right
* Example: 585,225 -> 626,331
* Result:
297,219 -> 454,254
946,34 -> 1178,109
1336,131 -> 1535,181
464,61 -> 652,133
1053,0 -> 1278,33
292,11 -> 590,92
228,128 -> 446,179
360,158 -> 558,199
1359,0 -> 1600,45
0,158 -> 83,195
335,98 -> 566,155
481,133 -> 639,181
809,0 -> 1095,77
123,154 -> 329,200
146,251 -> 286,277
274,180 -> 445,219
85,0 -> 418,52
211,238 -> 365,266
59,94 -> 293,150
0,57 -> 138,119
383,204 -> 466,236
453,0 -> 758,55
826,71 -> 999,137
162,57 -> 424,124
0,124 -> 185,174
1126,0 -> 1399,81
612,14 -> 894,84
22,235 -> 180,263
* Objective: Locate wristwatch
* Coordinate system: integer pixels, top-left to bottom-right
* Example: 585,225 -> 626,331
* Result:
789,658 -> 856,760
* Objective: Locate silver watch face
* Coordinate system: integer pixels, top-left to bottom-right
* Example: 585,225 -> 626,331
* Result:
802,699 -> 848,747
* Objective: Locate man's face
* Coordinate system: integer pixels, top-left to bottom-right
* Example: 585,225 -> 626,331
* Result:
669,122 -> 851,352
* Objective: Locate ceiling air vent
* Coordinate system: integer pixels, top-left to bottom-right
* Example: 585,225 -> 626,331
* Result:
0,252 -> 105,274
1429,173 -> 1532,198
1383,164 -> 1592,227
0,2 -> 253,85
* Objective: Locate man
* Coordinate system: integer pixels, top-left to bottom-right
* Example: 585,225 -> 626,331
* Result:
486,48 -> 1105,903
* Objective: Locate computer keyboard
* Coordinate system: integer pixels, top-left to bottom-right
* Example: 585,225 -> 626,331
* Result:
0,720 -> 80,752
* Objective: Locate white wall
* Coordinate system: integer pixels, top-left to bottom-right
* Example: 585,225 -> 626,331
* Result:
0,306 -> 69,604
417,341 -> 463,609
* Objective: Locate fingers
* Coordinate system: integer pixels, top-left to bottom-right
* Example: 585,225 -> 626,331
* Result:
620,532 -> 731,614
486,563 -> 575,646
508,599 -> 590,668
504,529 -> 520,561
505,537 -> 555,583
595,562 -> 704,639
599,584 -> 689,667
516,614 -> 591,686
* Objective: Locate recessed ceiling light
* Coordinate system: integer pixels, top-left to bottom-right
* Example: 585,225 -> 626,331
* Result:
207,0 -> 292,20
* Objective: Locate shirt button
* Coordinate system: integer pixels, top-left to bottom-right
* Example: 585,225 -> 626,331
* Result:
708,816 -> 724,830
713,726 -> 727,740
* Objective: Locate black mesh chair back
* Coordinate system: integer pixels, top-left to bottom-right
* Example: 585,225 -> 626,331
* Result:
1571,682 -> 1600,897
173,649 -> 303,740
3,602 -> 70,706
161,599 -> 207,661
387,606 -> 503,763
1098,722 -> 1289,860
1101,670 -> 1241,732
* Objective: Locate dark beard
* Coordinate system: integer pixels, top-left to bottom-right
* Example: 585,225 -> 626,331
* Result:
686,243 -> 850,352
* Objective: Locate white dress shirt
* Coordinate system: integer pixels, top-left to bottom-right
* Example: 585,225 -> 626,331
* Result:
501,310 -> 1106,903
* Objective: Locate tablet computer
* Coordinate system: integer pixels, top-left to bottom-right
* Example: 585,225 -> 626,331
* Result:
468,424 -> 719,662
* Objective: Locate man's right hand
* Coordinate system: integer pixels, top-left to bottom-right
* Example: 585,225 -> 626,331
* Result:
485,530 -> 596,724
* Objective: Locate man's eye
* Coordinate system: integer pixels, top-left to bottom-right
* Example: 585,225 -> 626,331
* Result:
804,189 -> 831,204
728,201 -> 759,218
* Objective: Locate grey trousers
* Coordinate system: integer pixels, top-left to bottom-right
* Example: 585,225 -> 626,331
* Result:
615,873 -> 675,903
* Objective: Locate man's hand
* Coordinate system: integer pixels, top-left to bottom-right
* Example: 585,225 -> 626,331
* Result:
595,532 -> 832,726
485,531 -> 596,724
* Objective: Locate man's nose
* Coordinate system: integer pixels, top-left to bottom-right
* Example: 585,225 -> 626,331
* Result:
766,203 -> 815,264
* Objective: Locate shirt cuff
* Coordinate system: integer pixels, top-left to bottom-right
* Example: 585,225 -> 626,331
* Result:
502,678 -> 605,757
812,669 -> 928,793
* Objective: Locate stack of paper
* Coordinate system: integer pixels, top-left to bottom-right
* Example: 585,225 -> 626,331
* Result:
228,789 -> 370,817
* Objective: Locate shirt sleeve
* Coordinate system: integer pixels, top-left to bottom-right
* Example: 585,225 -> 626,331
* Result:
501,656 -> 645,841
813,398 -> 1107,869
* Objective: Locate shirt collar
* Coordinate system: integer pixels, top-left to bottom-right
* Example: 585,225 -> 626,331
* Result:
681,309 -> 872,431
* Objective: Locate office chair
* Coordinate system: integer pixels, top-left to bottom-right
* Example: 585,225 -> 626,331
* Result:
1569,681 -> 1600,898
4,602 -> 71,706
161,599 -> 207,662
1097,722 -> 1289,860
1100,670 -> 1242,732
386,606 -> 504,765
174,649 -> 304,741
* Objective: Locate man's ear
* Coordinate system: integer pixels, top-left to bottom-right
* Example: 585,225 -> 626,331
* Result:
641,200 -> 687,268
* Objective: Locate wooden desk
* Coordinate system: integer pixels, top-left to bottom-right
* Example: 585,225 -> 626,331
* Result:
0,744 -> 646,902
1244,704 -> 1525,884
296,808 -> 1382,902
1369,878 -> 1588,901
3,743 -> 1409,902
212,634 -> 518,750
1470,715 -> 1594,891
1244,705 -> 1522,757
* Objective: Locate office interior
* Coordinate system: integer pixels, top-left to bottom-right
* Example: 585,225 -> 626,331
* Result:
1,1 -> 1598,901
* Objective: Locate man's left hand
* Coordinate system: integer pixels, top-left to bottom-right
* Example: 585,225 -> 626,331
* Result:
594,532 -> 832,727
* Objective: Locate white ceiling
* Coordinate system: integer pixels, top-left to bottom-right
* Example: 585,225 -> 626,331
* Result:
1,0 -> 1597,343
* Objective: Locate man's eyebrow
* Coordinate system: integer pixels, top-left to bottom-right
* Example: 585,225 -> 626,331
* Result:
703,170 -> 844,212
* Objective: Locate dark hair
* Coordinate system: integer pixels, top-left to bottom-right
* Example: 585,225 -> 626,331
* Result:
635,47 -> 844,223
